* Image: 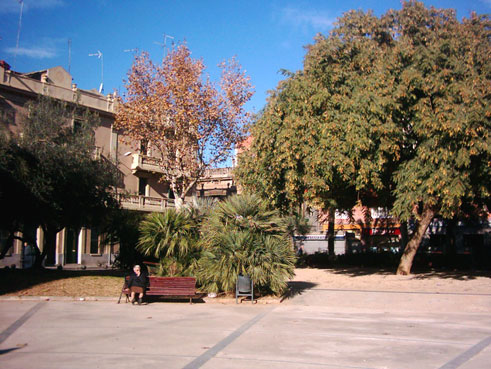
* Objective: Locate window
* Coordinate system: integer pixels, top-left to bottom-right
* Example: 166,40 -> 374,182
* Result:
90,229 -> 100,254
73,118 -> 82,133
0,230 -> 12,256
138,177 -> 148,196
140,140 -> 148,155
23,224 -> 37,245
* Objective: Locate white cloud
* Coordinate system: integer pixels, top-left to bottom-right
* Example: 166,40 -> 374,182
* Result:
4,46 -> 57,59
0,0 -> 64,14
4,36 -> 64,59
279,6 -> 335,31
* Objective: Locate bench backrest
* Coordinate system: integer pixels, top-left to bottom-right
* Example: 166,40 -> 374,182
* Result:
124,275 -> 196,296
147,276 -> 196,296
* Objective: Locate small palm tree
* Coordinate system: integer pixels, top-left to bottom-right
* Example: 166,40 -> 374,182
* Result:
137,209 -> 200,276
197,194 -> 296,295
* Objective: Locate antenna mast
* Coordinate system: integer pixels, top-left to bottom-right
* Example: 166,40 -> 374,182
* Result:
14,0 -> 24,68
88,50 -> 104,93
68,39 -> 72,74
154,33 -> 174,63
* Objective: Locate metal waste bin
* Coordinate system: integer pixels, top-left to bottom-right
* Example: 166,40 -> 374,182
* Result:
236,274 -> 254,304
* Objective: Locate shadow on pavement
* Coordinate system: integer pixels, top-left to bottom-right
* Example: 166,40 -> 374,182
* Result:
144,295 -> 207,304
315,267 -> 491,280
281,281 -> 317,302
0,346 -> 24,355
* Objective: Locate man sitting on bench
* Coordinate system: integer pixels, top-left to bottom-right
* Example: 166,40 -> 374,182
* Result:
128,265 -> 148,305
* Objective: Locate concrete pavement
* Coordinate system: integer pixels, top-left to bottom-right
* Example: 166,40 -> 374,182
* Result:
1,288 -> 490,369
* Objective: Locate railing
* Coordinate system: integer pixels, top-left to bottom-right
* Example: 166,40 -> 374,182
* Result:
118,194 -> 175,212
131,154 -> 234,180
0,67 -> 117,113
93,146 -> 102,160
131,154 -> 164,174
203,167 -> 233,178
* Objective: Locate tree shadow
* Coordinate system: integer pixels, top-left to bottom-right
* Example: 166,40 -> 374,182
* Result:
0,268 -> 125,295
281,281 -> 318,302
408,269 -> 491,280
0,345 -> 26,355
0,347 -> 22,355
326,267 -> 395,277
144,294 -> 206,304
314,266 -> 491,280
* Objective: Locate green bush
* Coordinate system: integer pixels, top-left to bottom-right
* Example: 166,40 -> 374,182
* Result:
137,209 -> 201,276
197,194 -> 296,295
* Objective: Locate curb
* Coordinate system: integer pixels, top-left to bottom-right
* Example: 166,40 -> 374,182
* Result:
0,296 -> 117,301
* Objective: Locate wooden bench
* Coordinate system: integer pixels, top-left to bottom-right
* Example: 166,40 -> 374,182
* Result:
118,276 -> 198,304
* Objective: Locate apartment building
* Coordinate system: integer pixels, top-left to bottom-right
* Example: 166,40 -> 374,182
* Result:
0,63 -> 235,268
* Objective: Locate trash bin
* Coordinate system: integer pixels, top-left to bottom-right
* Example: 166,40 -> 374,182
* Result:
236,274 -> 254,304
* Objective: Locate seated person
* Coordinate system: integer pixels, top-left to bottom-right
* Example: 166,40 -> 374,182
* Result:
128,265 -> 147,305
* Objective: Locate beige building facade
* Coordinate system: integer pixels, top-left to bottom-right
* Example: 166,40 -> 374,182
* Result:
0,63 -> 235,268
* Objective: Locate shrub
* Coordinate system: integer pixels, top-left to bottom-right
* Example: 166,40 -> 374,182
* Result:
197,194 -> 296,295
137,209 -> 201,276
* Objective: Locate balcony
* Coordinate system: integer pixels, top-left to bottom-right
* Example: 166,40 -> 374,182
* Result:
118,194 -> 174,212
130,154 -> 164,175
201,167 -> 234,180
131,155 -> 235,182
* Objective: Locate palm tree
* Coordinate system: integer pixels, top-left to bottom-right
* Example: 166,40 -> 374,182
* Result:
137,209 -> 200,276
197,194 -> 296,295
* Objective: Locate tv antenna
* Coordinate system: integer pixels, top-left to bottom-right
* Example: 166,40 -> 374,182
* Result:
14,0 -> 24,69
88,50 -> 104,93
68,39 -> 72,74
154,34 -> 174,62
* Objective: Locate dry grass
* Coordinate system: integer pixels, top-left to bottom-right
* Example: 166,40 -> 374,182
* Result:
0,269 -> 124,297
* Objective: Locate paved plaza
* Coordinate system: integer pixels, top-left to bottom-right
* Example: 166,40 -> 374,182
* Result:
1,287 -> 490,369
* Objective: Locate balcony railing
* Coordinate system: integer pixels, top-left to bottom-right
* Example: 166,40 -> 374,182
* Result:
131,154 -> 164,174
118,194 -> 175,212
202,167 -> 233,179
131,154 -> 234,180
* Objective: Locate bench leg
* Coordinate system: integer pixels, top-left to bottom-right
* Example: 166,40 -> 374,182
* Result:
118,289 -> 124,304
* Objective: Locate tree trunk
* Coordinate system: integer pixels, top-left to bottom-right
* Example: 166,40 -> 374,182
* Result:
396,205 -> 435,275
174,196 -> 184,210
445,218 -> 457,255
399,220 -> 408,255
327,208 -> 335,256
35,227 -> 57,267
0,232 -> 22,259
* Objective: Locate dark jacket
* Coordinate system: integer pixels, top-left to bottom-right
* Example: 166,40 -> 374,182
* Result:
128,273 -> 148,289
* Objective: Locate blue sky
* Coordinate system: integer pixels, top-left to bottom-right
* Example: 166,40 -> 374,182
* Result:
1,0 -> 489,113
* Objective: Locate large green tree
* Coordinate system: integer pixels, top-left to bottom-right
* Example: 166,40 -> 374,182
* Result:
237,1 -> 490,274
0,96 -> 121,266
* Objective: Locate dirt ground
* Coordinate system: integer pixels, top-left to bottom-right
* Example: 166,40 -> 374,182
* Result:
292,267 -> 491,294
3,267 -> 489,302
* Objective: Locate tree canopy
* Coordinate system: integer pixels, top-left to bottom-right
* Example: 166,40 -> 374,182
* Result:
236,1 -> 490,274
115,44 -> 253,207
0,96 -> 120,264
